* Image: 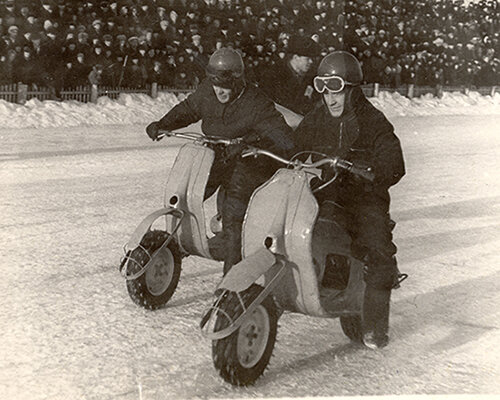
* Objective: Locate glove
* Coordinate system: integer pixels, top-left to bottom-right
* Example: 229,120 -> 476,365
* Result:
146,121 -> 162,141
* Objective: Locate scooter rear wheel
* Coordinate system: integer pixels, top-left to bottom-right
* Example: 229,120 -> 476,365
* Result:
125,230 -> 182,310
340,314 -> 363,343
212,285 -> 278,386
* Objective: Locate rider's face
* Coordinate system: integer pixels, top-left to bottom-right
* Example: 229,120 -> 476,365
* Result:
323,90 -> 345,118
213,85 -> 232,103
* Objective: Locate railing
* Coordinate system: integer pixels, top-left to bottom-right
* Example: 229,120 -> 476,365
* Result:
0,82 -> 497,105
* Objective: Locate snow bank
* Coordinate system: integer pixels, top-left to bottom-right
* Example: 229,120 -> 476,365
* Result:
371,90 -> 500,118
0,89 -> 498,129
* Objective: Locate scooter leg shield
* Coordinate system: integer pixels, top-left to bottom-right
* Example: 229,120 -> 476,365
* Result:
362,286 -> 391,349
217,248 -> 277,293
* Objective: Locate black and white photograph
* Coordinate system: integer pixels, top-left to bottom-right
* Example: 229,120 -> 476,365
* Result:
0,0 -> 499,399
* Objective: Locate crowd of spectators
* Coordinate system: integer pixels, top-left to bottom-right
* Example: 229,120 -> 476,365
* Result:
0,0 -> 498,97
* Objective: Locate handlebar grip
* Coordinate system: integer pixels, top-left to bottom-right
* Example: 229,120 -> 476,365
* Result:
336,159 -> 375,182
347,164 -> 375,182
157,129 -> 171,139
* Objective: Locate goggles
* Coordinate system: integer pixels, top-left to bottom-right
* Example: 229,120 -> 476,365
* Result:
207,70 -> 239,89
313,75 -> 355,94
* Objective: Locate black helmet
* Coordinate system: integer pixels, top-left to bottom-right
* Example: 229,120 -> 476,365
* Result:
206,47 -> 245,88
317,51 -> 363,85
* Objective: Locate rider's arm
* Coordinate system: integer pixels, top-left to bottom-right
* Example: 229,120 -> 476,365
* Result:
367,111 -> 406,188
156,80 -> 210,131
250,94 -> 295,157
290,108 -> 319,162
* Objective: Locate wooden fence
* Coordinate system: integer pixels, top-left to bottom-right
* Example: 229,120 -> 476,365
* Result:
0,82 -> 496,105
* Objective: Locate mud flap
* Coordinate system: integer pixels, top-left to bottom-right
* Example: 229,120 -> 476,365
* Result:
216,248 -> 277,293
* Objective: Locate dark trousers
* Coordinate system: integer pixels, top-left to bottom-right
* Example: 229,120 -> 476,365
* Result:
321,198 -> 398,290
321,198 -> 397,344
205,157 -> 270,274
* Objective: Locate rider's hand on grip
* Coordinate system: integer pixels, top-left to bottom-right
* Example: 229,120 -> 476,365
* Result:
338,159 -> 375,182
349,164 -> 375,182
146,122 -> 162,141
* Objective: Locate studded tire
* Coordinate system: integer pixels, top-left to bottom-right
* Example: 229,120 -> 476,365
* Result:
212,285 -> 278,386
340,314 -> 363,343
125,230 -> 182,310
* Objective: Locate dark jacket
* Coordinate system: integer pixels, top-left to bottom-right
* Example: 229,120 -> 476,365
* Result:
293,87 -> 405,205
260,59 -> 319,116
157,78 -> 294,175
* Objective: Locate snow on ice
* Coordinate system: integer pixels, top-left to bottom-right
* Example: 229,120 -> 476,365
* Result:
0,90 -> 498,129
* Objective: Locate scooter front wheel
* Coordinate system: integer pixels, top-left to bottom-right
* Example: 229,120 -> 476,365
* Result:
125,230 -> 182,310
212,285 -> 278,386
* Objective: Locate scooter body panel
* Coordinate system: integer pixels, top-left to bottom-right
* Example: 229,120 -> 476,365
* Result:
163,143 -> 213,258
242,169 -> 329,316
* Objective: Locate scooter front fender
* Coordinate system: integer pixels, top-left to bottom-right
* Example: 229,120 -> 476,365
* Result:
217,248 -> 278,293
125,207 -> 184,252
201,249 -> 287,340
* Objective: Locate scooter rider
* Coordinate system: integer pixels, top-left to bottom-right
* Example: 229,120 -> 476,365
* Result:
293,51 -> 406,349
146,47 -> 294,274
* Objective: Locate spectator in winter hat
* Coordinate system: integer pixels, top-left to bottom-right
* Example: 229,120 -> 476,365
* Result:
88,63 -> 104,86
102,34 -> 113,50
89,40 -> 106,66
40,0 -> 55,21
77,31 -> 90,50
6,24 -> 17,34
13,45 -> 41,87
63,40 -> 79,63
259,35 -> 321,115
89,19 -> 103,39
127,35 -> 140,56
2,0 -> 16,16
115,34 -> 128,59
72,51 -> 90,86
5,25 -> 24,50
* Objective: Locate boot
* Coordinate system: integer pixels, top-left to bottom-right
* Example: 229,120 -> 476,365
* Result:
362,286 -> 391,349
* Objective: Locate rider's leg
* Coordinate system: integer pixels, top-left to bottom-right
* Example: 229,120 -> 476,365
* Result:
206,157 -> 234,261
317,201 -> 351,289
362,284 -> 392,349
204,156 -> 231,200
221,194 -> 248,275
350,203 -> 399,349
221,163 -> 269,275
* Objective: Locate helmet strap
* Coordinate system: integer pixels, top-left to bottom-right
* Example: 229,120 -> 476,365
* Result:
229,77 -> 246,102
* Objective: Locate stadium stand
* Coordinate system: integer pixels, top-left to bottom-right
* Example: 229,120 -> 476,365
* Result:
0,0 -> 498,95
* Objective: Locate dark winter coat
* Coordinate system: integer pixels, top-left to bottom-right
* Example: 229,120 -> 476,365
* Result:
293,86 -> 405,207
260,59 -> 319,116
157,78 -> 294,175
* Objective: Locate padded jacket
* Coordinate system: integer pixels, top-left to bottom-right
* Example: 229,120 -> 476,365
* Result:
293,86 -> 405,205
157,79 -> 294,168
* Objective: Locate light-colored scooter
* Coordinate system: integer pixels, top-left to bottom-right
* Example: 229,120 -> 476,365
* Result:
201,148 -> 406,386
119,131 -> 238,310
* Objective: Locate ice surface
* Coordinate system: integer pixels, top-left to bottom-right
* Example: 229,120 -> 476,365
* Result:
0,98 -> 499,399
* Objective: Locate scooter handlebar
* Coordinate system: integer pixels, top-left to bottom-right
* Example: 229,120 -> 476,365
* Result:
156,130 -> 242,146
242,147 -> 375,182
154,134 -> 375,182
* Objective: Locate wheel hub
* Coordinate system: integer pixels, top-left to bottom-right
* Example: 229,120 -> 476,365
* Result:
237,305 -> 270,368
145,247 -> 174,296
